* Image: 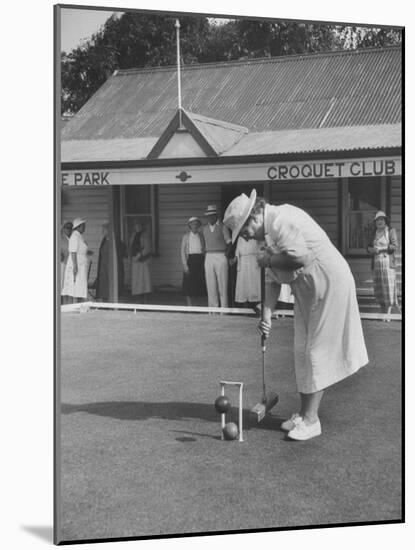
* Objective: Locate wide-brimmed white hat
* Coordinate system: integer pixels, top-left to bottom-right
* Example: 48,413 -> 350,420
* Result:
187,216 -> 201,227
374,210 -> 387,221
204,205 -> 218,216
72,217 -> 86,229
223,189 -> 257,244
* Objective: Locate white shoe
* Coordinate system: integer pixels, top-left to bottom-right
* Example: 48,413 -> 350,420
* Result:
287,418 -> 322,441
280,413 -> 302,432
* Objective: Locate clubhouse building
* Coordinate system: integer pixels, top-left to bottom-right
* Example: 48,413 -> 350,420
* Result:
60,45 -> 402,304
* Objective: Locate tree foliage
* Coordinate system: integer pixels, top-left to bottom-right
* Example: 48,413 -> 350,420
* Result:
336,26 -> 402,49
61,13 -> 210,114
61,14 -> 402,115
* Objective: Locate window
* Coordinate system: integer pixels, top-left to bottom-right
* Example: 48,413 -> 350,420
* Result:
343,177 -> 386,254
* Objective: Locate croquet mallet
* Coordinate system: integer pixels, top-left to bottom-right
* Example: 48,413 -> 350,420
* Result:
250,267 -> 279,423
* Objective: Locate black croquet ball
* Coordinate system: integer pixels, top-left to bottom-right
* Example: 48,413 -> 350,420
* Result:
214,395 -> 231,413
223,422 -> 239,441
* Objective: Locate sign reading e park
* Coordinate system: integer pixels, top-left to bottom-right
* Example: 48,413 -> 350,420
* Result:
61,157 -> 400,186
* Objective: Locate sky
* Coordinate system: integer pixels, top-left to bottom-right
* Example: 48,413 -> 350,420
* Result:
61,7 -> 118,52
60,7 -> 230,53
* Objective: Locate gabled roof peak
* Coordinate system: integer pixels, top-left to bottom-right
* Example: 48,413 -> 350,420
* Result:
147,108 -> 249,159
182,109 -> 248,135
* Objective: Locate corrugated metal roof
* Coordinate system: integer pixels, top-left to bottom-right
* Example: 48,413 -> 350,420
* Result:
61,137 -> 157,162
61,124 -> 400,163
62,46 -> 402,142
222,124 -> 401,156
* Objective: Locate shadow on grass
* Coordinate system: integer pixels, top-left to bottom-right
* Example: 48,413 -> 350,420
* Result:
175,436 -> 198,442
61,401 -> 283,431
172,429 -> 222,441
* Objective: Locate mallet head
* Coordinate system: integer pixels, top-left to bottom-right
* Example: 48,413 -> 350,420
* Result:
250,392 -> 279,423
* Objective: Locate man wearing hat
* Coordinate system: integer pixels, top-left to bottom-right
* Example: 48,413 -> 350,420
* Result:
202,205 -> 232,308
181,217 -> 206,306
224,190 -> 368,440
62,217 -> 89,302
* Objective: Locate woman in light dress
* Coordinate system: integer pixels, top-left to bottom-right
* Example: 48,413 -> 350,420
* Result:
60,220 -> 73,304
129,219 -> 152,301
224,190 -> 368,441
62,218 -> 89,303
367,210 -> 400,320
234,236 -> 261,306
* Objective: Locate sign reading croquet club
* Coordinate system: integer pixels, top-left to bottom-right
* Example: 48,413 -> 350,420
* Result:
61,157 -> 400,186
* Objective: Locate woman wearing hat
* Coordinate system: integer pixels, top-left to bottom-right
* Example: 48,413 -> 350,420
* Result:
129,218 -> 153,301
62,218 -> 89,302
224,190 -> 368,441
367,211 -> 400,319
60,220 -> 73,304
181,217 -> 207,306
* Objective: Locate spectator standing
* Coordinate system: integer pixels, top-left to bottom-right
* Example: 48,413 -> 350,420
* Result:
62,218 -> 89,303
367,210 -> 400,320
94,223 -> 110,301
94,223 -> 127,302
202,205 -> 232,308
234,236 -> 261,308
227,242 -> 238,307
60,220 -> 73,304
129,219 -> 153,302
181,217 -> 206,306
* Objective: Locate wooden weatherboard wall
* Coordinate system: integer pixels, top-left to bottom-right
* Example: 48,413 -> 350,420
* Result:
270,179 -> 339,244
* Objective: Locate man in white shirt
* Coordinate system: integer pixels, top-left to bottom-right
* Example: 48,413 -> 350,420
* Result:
202,205 -> 231,308
181,217 -> 206,306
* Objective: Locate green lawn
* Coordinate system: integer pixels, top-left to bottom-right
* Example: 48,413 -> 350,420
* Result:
58,310 -> 402,542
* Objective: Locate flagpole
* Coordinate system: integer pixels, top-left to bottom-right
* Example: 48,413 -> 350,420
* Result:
175,19 -> 182,128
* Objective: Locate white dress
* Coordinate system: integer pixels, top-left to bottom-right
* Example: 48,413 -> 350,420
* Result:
60,234 -> 70,292
234,237 -> 261,303
62,230 -> 88,299
265,204 -> 368,394
131,232 -> 152,295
